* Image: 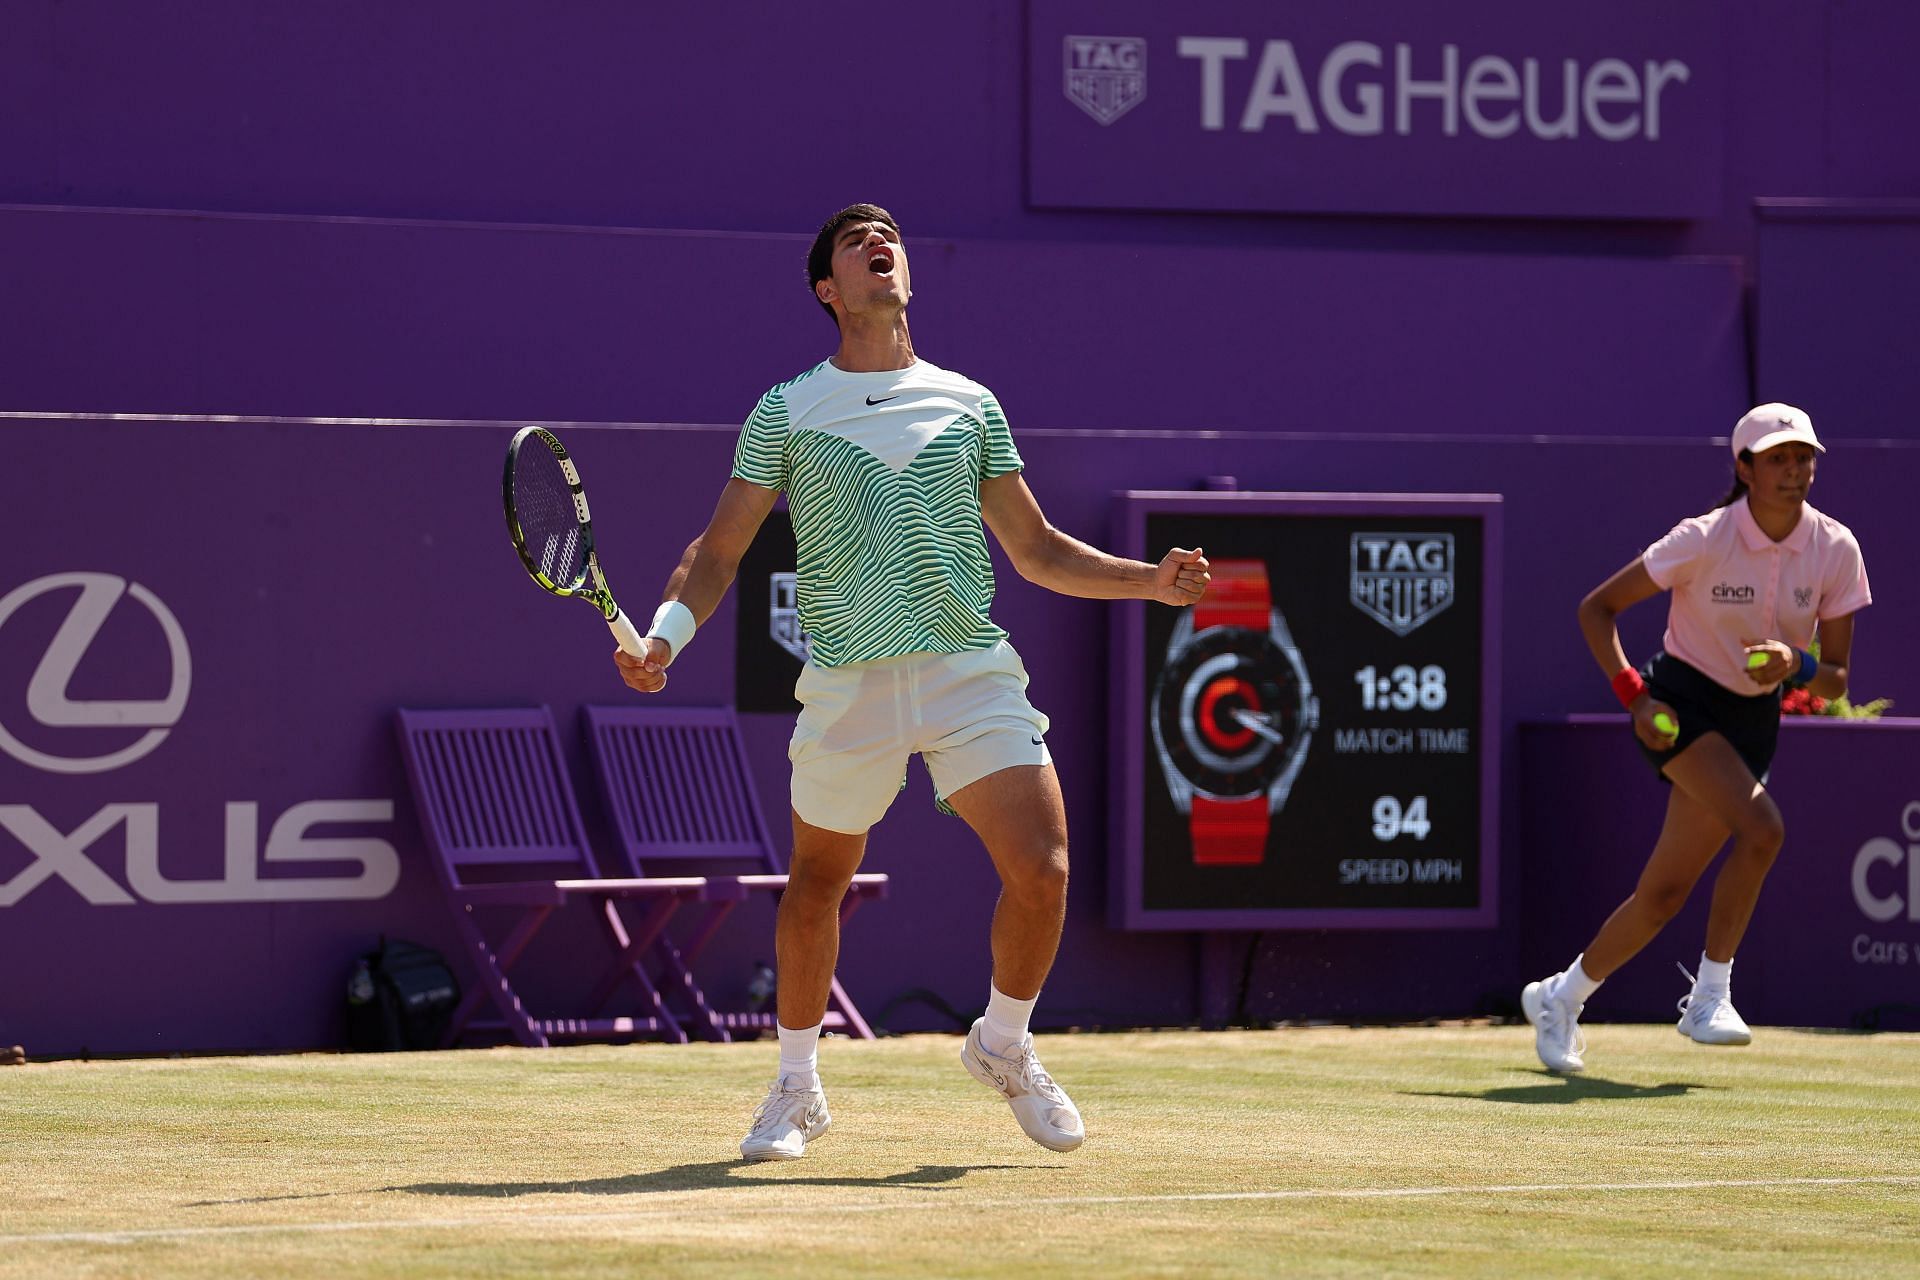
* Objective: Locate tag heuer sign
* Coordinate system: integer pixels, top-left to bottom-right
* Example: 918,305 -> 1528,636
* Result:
1063,35 -> 1146,125
769,572 -> 812,662
1350,533 -> 1456,636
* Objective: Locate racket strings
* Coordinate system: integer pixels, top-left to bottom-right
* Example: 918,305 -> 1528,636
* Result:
540,527 -> 581,581
512,449 -> 589,588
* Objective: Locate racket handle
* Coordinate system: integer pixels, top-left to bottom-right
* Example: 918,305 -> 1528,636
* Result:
607,608 -> 647,657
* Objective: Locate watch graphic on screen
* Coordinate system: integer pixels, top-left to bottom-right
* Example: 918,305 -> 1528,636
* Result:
1149,558 -> 1319,866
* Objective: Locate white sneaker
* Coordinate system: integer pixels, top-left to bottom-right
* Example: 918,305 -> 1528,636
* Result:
961,1019 -> 1085,1152
739,1074 -> 830,1162
1676,965 -> 1753,1046
1521,976 -> 1587,1073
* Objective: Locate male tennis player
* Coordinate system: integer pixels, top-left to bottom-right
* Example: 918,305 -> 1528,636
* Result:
615,203 -> 1210,1161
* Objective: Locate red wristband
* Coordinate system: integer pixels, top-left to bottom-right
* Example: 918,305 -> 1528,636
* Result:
1610,667 -> 1647,709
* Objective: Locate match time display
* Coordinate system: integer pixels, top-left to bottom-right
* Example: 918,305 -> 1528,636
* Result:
1110,493 -> 1502,931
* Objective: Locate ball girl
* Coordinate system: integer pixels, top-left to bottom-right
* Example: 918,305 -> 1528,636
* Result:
1523,404 -> 1872,1073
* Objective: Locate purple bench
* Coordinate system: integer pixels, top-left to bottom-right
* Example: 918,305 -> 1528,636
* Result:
393,705 -> 886,1047
582,704 -> 886,1040
394,705 -> 711,1046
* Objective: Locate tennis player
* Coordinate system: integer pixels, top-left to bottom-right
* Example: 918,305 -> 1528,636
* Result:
1523,404 -> 1871,1072
614,204 -> 1211,1158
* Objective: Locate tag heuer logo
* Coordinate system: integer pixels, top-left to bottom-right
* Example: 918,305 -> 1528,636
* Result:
1064,35 -> 1146,125
769,572 -> 812,662
1350,533 -> 1456,636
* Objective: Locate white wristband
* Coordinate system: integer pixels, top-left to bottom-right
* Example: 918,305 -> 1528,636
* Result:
646,600 -> 697,665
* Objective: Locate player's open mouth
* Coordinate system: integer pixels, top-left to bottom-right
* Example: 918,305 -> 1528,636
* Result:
867,250 -> 894,275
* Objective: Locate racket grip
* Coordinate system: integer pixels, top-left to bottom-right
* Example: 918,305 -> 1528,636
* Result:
607,609 -> 647,657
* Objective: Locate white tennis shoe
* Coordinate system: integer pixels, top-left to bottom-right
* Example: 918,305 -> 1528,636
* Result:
739,1073 -> 831,1162
1676,965 -> 1753,1046
961,1019 -> 1085,1152
1521,976 -> 1587,1073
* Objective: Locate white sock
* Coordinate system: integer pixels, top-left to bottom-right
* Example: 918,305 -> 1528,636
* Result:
776,1021 -> 821,1087
1555,955 -> 1602,1006
1695,953 -> 1733,996
980,983 -> 1037,1058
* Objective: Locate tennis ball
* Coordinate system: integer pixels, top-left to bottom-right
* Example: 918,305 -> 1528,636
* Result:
1652,712 -> 1678,738
1747,651 -> 1769,670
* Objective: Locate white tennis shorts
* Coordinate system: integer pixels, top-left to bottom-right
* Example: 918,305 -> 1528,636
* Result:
788,640 -> 1052,834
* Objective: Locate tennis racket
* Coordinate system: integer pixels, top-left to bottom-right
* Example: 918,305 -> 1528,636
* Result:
502,425 -> 646,656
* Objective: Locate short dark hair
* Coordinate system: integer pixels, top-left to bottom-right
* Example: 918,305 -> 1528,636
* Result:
806,203 -> 900,323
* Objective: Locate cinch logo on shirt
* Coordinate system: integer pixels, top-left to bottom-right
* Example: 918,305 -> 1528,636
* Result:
1711,583 -> 1755,603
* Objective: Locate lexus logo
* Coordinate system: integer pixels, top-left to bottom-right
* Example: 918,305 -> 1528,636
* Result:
0,572 -> 192,774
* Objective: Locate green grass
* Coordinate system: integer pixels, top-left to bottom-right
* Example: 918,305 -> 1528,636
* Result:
5,1026 -> 1919,1278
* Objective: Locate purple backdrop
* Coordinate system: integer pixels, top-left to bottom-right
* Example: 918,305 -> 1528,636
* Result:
1,417 -> 1911,1054
1,1 -> 1917,1055
0,2 -> 1917,257
1521,718 -> 1920,1030
1755,202 -> 1920,437
0,205 -> 1745,432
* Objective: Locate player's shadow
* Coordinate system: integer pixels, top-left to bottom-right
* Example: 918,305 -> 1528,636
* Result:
1403,1070 -> 1718,1105
187,1160 -> 1057,1207
390,1160 -> 1048,1198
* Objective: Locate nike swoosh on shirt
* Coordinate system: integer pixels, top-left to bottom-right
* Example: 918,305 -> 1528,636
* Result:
865,395 -> 898,405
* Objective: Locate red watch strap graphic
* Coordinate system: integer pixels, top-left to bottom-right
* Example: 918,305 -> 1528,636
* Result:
1188,557 -> 1274,866
1191,795 -> 1268,865
1195,558 -> 1270,630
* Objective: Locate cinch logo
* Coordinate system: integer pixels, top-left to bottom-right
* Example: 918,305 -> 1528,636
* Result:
1350,533 -> 1454,636
1852,802 -> 1920,924
1711,583 -> 1755,603
0,572 -> 190,774
1064,35 -> 1147,125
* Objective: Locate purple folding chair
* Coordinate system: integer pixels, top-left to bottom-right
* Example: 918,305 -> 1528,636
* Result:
582,704 -> 888,1041
394,706 -> 714,1047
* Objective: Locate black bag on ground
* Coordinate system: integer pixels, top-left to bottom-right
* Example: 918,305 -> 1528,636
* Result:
346,938 -> 460,1052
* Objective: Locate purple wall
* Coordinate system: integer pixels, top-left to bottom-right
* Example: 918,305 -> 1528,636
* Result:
0,204 -> 1744,433
1,3 -> 1917,257
2,2 -> 1917,1054
1521,718 -> 1920,1030
3,417 -> 1911,1054
1755,203 -> 1920,435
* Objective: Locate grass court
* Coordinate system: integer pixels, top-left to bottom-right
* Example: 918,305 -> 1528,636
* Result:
5,1025 -> 1918,1278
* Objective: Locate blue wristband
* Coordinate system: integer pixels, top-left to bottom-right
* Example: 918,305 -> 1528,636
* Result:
1795,648 -> 1819,685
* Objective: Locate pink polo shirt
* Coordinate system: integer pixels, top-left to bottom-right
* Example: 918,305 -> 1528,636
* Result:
1642,499 -> 1871,696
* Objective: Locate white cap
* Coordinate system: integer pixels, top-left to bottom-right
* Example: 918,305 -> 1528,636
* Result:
1731,403 -> 1824,459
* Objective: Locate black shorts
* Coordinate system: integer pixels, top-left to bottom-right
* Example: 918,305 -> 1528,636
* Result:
1636,651 -> 1782,785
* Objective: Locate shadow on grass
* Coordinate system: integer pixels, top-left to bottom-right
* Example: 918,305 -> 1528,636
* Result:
396,1160 -> 1063,1198
1404,1070 -> 1720,1105
191,1161 -> 1055,1206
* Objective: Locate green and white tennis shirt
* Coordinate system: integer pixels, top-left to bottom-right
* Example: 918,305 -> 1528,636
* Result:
731,358 -> 1025,668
